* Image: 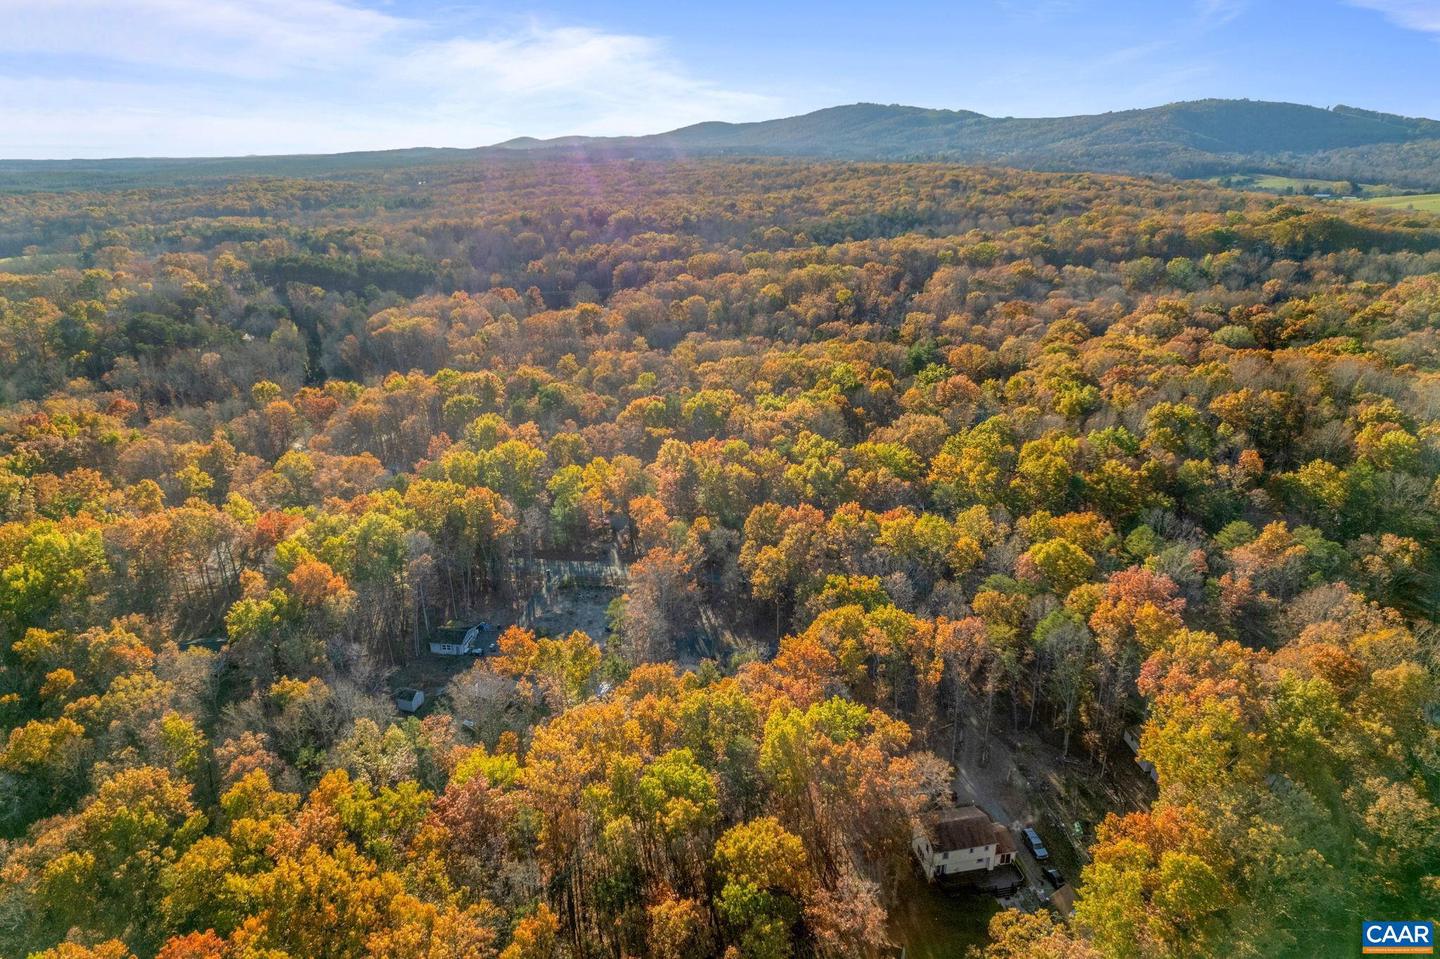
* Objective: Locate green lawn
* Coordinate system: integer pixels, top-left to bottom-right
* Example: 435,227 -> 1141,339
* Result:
888,877 -> 999,958
1360,192 -> 1440,213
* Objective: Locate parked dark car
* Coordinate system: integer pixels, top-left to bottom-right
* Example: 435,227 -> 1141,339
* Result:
1043,867 -> 1064,888
1022,826 -> 1049,860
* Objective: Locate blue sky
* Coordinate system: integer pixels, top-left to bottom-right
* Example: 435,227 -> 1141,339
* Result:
3,0 -> 1439,158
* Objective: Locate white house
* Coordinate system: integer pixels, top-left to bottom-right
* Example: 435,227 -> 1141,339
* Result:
428,623 -> 498,657
913,806 -> 1017,880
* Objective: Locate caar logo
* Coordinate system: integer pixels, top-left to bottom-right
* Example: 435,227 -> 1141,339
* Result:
1363,922 -> 1434,954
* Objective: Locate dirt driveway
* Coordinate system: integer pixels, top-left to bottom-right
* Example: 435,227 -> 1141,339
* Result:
947,708 -> 1155,910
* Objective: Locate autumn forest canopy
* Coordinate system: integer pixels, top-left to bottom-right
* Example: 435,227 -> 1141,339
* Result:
1,156 -> 1439,959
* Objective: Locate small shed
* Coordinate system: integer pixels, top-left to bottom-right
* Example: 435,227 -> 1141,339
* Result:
395,688 -> 425,713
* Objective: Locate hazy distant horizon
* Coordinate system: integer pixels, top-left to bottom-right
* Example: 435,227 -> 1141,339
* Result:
6,95 -> 1434,164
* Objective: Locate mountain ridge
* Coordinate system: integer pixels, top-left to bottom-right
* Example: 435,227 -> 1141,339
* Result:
489,99 -> 1440,186
8,98 -> 1440,191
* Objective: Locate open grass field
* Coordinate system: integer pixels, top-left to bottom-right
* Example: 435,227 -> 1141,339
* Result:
1245,174 -> 1349,192
1210,173 -> 1389,196
1361,192 -> 1440,213
1209,173 -> 1440,211
0,253 -> 80,273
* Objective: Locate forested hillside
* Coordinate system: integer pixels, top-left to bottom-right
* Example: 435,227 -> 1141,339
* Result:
12,99 -> 1440,194
498,100 -> 1440,188
1,158 -> 1438,959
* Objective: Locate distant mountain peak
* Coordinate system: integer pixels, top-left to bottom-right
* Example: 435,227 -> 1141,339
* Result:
479,98 -> 1440,189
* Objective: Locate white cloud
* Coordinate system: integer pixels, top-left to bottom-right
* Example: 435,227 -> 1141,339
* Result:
1347,0 -> 1440,33
382,25 -> 776,138
0,0 -> 410,79
1195,0 -> 1248,26
0,2 -> 779,157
